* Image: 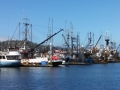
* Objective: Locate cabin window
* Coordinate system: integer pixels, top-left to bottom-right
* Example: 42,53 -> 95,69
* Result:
0,56 -> 5,59
3,56 -> 5,59
6,56 -> 19,60
9,48 -> 18,51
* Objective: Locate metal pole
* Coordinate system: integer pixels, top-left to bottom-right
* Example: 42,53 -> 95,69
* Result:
0,54 -> 1,71
0,42 -> 2,71
93,33 -> 94,47
82,45 -> 84,63
31,24 -> 32,47
19,22 -> 20,40
0,59 -> 1,71
52,18 -> 53,47
23,18 -> 29,51
77,34 -> 79,54
50,43 -> 52,65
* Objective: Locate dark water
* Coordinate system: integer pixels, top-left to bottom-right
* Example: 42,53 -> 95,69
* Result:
0,63 -> 120,90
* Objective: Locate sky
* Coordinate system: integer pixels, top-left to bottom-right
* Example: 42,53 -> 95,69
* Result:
0,0 -> 120,47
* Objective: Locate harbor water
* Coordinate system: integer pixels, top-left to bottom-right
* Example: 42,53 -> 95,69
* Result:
0,63 -> 120,90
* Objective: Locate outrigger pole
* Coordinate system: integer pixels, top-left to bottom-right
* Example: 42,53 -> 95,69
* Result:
29,29 -> 64,53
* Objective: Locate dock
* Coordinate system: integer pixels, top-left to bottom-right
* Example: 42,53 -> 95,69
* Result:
20,62 -> 91,67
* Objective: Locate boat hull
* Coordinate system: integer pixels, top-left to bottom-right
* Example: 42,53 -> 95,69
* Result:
52,60 -> 62,66
28,57 -> 48,64
0,60 -> 21,67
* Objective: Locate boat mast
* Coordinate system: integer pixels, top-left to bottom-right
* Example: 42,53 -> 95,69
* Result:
19,22 -> 20,41
47,17 -> 51,45
23,18 -> 29,51
105,31 -> 110,61
52,18 -> 53,46
93,33 -> 94,47
105,31 -> 109,51
31,24 -> 32,47
77,33 -> 79,54
70,22 -> 73,54
90,32 -> 92,49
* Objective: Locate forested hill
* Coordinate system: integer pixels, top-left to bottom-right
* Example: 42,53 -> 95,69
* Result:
0,40 -> 49,52
0,40 -> 63,53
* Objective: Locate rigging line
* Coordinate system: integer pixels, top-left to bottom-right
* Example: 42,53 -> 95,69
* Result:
12,25 -> 25,40
28,26 -> 33,41
33,25 -> 47,33
28,31 -> 31,41
27,25 -> 31,40
32,25 -> 60,30
11,24 -> 19,40
21,25 -> 25,31
32,27 -> 47,35
31,33 -> 42,41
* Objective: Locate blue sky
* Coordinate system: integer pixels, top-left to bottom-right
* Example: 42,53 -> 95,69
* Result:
0,0 -> 120,47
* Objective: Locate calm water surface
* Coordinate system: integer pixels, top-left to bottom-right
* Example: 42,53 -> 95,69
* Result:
0,63 -> 120,90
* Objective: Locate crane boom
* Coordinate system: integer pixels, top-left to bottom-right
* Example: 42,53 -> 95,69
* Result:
116,44 -> 120,51
95,35 -> 102,48
29,29 -> 64,53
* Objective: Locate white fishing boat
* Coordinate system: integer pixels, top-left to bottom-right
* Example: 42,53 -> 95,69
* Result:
17,20 -> 64,66
20,50 -> 49,65
28,57 -> 48,64
0,48 -> 21,67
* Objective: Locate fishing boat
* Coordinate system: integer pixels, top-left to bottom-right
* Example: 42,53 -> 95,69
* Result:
27,52 -> 48,65
23,29 -> 64,66
52,60 -> 63,66
15,19 -> 64,66
28,57 -> 48,64
51,50 -> 63,66
0,48 -> 21,67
